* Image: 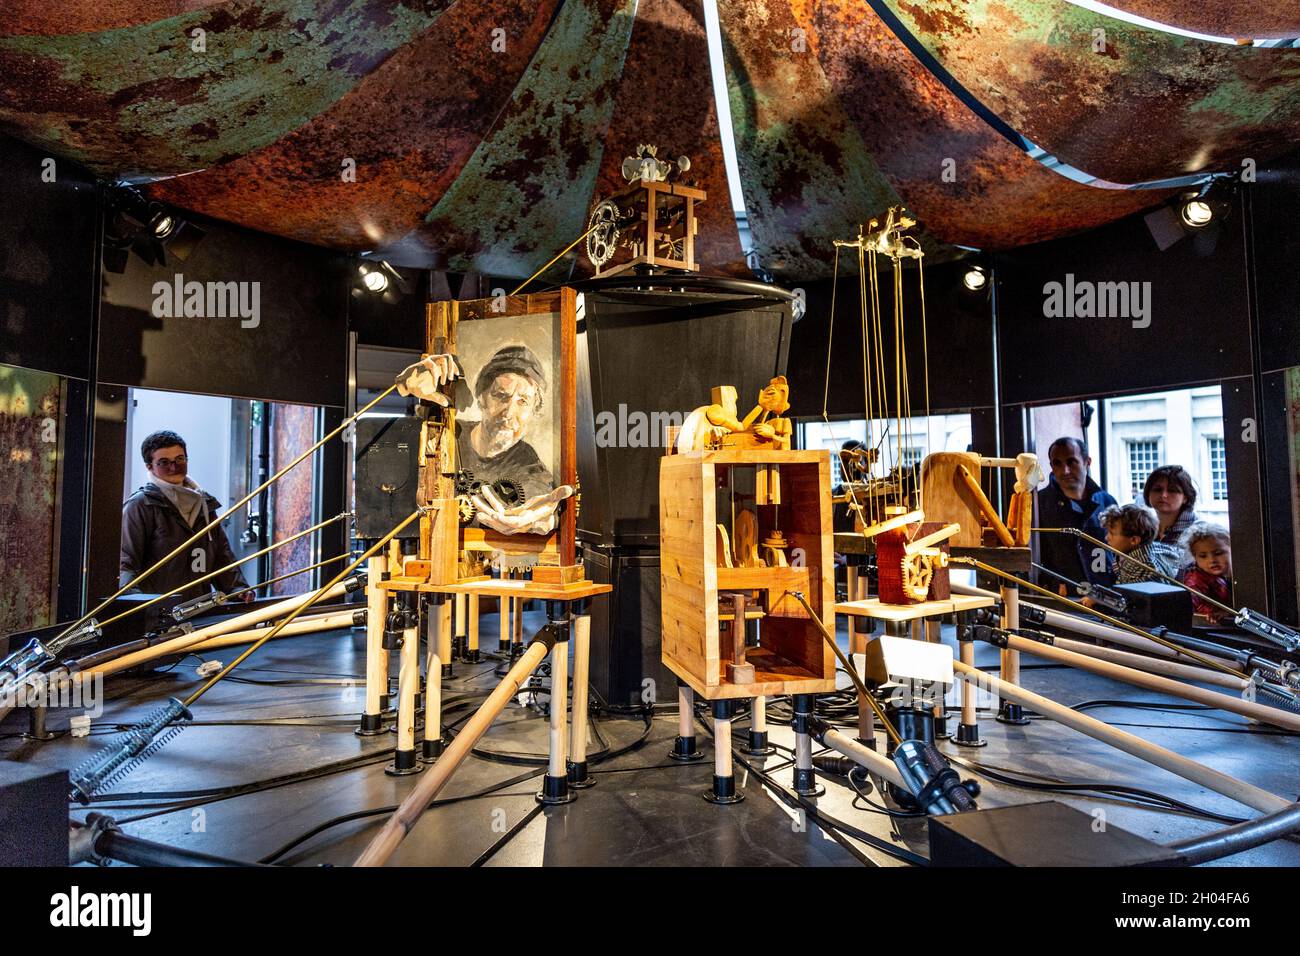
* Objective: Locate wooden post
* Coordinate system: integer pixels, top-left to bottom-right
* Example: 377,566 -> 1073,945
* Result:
388,607 -> 422,776
568,607 -> 595,787
997,584 -> 1030,725
454,592 -> 467,659
361,554 -> 390,735
670,681 -> 703,761
423,599 -> 444,763
438,596 -> 453,679
953,659 -> 1290,814
356,636 -> 554,866
705,699 -> 744,804
467,594 -> 480,662
955,613 -> 985,747
537,622 -> 574,805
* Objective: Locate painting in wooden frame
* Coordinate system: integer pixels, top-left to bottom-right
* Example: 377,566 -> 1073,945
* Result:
421,289 -> 579,585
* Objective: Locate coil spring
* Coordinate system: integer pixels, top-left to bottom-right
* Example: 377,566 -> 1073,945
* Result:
1256,685 -> 1300,716
69,698 -> 191,803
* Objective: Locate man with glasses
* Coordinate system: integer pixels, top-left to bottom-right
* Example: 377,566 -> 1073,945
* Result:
120,430 -> 252,603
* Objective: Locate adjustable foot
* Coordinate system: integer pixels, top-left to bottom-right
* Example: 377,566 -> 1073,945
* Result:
669,735 -> 704,762
421,738 -> 444,763
955,722 -> 987,747
740,730 -> 775,757
567,759 -> 595,789
704,773 -> 744,805
996,702 -> 1031,725
355,712 -> 385,737
537,773 -> 576,806
385,749 -> 423,776
792,767 -> 825,797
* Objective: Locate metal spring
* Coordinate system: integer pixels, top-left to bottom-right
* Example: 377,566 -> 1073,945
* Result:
69,698 -> 190,803
1256,686 -> 1300,716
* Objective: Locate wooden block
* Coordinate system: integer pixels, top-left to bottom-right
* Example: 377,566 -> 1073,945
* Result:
532,564 -> 585,586
726,662 -> 756,684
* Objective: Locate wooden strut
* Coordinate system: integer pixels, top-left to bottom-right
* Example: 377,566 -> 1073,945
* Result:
955,465 -> 1015,547
1005,636 -> 1300,732
83,582 -> 350,680
53,384 -> 398,644
354,634 -> 554,867
952,659 -> 1290,815
184,611 -> 357,652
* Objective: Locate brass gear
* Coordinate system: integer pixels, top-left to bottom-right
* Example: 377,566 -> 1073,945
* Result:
900,552 -> 934,602
586,199 -> 621,268
457,496 -> 476,523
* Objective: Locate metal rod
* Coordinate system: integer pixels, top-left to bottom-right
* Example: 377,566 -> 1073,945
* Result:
54,385 -> 396,643
1167,802 -> 1300,865
948,557 -> 1246,679
226,553 -> 350,601
98,514 -> 347,627
182,509 -> 421,707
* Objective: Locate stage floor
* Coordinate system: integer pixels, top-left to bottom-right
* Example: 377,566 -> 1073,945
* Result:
3,605 -> 1297,867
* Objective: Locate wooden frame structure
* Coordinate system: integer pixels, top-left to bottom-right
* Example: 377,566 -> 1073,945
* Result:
659,449 -> 836,700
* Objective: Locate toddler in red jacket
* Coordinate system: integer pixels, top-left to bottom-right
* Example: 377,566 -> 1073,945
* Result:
1178,522 -> 1232,622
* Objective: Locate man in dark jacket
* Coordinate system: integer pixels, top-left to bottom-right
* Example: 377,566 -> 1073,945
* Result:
120,430 -> 252,602
1035,436 -> 1118,594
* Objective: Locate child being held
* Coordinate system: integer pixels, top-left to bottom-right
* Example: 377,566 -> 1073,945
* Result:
1097,503 -> 1179,584
1178,521 -> 1232,622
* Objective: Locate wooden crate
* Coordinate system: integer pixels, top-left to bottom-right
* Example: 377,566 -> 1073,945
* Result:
659,449 -> 837,700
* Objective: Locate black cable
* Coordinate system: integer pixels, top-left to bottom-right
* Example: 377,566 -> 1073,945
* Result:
469,804 -> 544,867
847,766 -> 926,819
258,766 -> 549,864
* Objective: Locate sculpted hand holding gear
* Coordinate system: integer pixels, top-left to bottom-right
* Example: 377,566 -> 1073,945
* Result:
396,354 -> 462,406
471,484 -> 574,536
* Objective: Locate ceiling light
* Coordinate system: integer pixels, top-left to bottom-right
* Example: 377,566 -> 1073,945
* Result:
1180,199 -> 1214,228
962,266 -> 987,291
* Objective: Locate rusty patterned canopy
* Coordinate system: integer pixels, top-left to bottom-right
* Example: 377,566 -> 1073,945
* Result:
1,0 -> 1296,280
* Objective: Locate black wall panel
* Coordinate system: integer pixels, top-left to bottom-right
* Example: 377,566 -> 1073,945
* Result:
788,260 -> 995,419
0,135 -> 98,379
98,215 -> 349,408
577,287 -> 792,546
995,213 -> 1251,406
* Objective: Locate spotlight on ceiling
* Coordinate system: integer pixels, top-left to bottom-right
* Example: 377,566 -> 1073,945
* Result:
361,268 -> 389,293
149,208 -> 176,238
962,265 -> 988,292
1180,199 -> 1214,228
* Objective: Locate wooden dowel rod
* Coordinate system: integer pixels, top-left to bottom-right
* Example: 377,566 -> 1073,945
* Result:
571,614 -> 591,765
1052,637 -> 1247,690
189,611 -> 356,651
952,660 -> 1290,814
84,583 -> 347,679
396,622 -> 418,753
956,465 -> 1015,547
820,726 -> 905,788
1007,636 -> 1300,732
366,555 -> 388,717
355,638 -> 552,866
467,594 -> 480,652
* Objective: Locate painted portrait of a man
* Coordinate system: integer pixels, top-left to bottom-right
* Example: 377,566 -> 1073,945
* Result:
455,344 -> 554,502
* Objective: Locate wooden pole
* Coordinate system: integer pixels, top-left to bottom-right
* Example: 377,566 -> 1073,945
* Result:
396,616 -> 419,755
365,555 -> 389,722
498,592 -> 511,653
952,660 -> 1290,814
424,604 -> 443,753
548,637 -> 569,779
84,583 -> 347,680
468,594 -> 480,657
188,611 -> 356,651
1005,636 -> 1300,732
355,637 -> 553,866
1053,636 -> 1247,690
570,612 -> 591,768
819,726 -> 905,788
1000,584 -> 1020,687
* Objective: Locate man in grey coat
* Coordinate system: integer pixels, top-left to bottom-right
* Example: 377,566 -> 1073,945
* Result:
120,430 -> 252,602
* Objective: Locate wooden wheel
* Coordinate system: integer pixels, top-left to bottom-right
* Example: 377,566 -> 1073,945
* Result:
900,552 -> 933,601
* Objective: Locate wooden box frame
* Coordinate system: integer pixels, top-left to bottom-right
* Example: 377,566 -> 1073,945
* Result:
659,449 -> 837,700
419,289 -> 578,585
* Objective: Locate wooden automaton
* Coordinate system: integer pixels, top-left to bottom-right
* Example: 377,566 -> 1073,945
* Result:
584,145 -> 704,278
919,452 -> 1040,550
386,289 -> 587,590
660,395 -> 836,699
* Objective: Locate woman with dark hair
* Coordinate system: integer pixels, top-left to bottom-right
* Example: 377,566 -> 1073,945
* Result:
1142,464 -> 1198,546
